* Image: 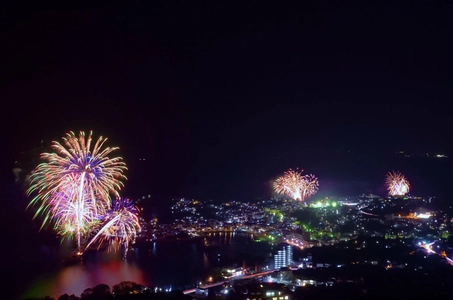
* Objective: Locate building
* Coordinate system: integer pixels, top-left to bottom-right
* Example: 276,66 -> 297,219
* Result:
298,253 -> 313,269
274,245 -> 293,269
225,283 -> 292,300
222,267 -> 243,279
285,232 -> 307,247
274,250 -> 286,270
286,245 -> 293,266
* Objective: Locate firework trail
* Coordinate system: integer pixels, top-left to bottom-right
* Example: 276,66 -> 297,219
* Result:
27,131 -> 127,251
274,168 -> 304,200
51,186 -> 100,247
274,168 -> 319,201
302,174 -> 319,200
85,198 -> 141,252
386,171 -> 410,196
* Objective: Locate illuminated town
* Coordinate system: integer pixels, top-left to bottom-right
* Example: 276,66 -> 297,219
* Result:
16,135 -> 453,299
13,131 -> 453,299
126,192 -> 453,298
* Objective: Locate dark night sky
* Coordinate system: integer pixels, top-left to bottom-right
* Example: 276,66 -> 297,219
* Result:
1,2 -> 453,200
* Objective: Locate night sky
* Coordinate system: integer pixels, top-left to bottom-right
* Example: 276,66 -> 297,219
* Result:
2,2 -> 453,200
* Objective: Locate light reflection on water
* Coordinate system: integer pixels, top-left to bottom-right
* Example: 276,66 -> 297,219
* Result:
22,251 -> 147,299
21,232 -> 274,299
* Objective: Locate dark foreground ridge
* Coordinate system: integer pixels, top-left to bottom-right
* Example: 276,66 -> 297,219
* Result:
22,269 -> 453,300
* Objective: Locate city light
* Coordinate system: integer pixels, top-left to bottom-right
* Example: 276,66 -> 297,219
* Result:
310,200 -> 337,208
415,213 -> 432,219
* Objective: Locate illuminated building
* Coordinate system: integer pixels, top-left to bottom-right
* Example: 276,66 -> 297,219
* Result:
228,283 -> 292,300
274,245 -> 293,269
222,267 -> 243,279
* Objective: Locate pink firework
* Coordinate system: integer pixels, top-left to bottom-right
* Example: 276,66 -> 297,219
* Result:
386,171 -> 410,196
274,168 -> 319,201
85,198 -> 141,251
301,174 -> 319,200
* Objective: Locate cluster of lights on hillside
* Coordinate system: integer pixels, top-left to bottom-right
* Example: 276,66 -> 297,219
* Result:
310,201 -> 337,208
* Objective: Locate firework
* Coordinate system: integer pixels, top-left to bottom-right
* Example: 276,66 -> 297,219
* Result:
85,198 -> 141,251
274,168 -> 304,200
27,131 -> 127,251
274,168 -> 319,201
302,174 -> 319,200
386,171 -> 410,196
51,186 -> 100,247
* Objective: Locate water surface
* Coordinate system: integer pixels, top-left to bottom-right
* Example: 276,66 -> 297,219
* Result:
21,232 -> 275,299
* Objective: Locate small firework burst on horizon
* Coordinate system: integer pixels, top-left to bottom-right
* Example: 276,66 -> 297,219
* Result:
273,168 -> 319,201
386,171 -> 410,196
